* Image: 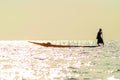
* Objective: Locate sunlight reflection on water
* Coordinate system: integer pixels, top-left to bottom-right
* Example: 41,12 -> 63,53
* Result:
0,40 -> 120,80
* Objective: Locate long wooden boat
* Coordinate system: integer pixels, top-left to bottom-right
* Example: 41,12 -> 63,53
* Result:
28,41 -> 98,48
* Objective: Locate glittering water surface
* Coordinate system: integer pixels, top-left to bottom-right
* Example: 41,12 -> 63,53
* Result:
0,40 -> 120,80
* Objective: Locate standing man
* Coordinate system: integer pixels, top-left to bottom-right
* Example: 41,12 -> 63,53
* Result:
96,28 -> 104,46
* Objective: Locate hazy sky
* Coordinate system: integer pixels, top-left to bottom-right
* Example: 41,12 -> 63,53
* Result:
0,0 -> 120,40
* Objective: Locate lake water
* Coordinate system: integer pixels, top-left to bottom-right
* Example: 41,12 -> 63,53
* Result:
0,40 -> 120,80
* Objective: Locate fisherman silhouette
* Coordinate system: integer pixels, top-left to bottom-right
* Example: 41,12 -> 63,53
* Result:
96,28 -> 104,46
